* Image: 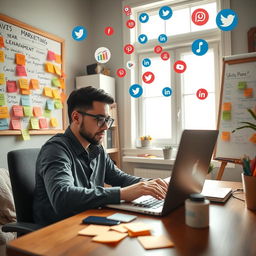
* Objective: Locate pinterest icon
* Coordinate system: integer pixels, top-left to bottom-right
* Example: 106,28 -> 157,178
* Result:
124,44 -> 134,54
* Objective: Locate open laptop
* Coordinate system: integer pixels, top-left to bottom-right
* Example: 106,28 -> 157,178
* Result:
106,129 -> 219,216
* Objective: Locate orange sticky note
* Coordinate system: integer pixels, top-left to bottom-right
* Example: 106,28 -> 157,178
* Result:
0,50 -> 4,62
221,131 -> 230,141
12,105 -> 24,117
59,78 -> 66,89
92,231 -> 128,243
16,53 -> 26,65
244,88 -> 253,98
33,106 -> 42,117
39,118 -> 48,129
45,62 -> 54,73
19,78 -> 29,89
0,106 -> 9,118
0,36 -> 4,48
124,222 -> 151,237
30,79 -> 39,89
137,235 -> 174,250
0,73 -> 5,85
61,92 -> 67,103
50,117 -> 58,127
222,102 -> 231,111
43,87 -> 53,98
110,224 -> 128,233
53,65 -> 61,76
78,225 -> 110,236
20,89 -> 31,95
55,54 -> 61,64
52,89 -> 61,99
249,134 -> 256,144
10,118 -> 21,130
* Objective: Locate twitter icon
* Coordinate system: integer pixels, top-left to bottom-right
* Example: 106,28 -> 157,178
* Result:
216,9 -> 238,31
72,26 -> 87,41
129,84 -> 143,98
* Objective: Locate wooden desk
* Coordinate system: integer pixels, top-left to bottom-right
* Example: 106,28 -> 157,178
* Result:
7,181 -> 256,256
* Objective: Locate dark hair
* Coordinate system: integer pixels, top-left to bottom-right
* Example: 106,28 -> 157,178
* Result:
67,86 -> 114,123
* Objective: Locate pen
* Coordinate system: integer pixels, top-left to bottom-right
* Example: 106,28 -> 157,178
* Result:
250,157 -> 256,175
242,156 -> 251,176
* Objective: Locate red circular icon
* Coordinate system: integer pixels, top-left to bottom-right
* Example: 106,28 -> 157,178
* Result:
124,5 -> 132,16
126,19 -> 136,29
154,45 -> 163,54
192,8 -> 209,26
161,52 -> 170,61
124,44 -> 134,54
174,60 -> 187,73
196,88 -> 208,100
104,26 -> 114,36
142,71 -> 155,84
116,68 -> 126,78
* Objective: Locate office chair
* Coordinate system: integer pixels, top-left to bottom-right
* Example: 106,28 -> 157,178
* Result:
2,148 -> 43,236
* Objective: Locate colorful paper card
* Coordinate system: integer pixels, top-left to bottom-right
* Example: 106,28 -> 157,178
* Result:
16,53 -> 26,65
45,62 -> 54,73
30,117 -> 39,129
0,36 -> 4,48
16,65 -> 27,76
54,100 -> 63,109
30,79 -> 39,89
43,87 -> 53,98
52,77 -> 61,87
53,65 -> 61,76
6,81 -> 17,92
0,106 -> 9,118
238,81 -> 247,89
137,235 -> 174,250
19,78 -> 29,89
12,105 -> 24,117
33,106 -> 42,117
52,89 -> 61,99
20,89 -> 31,95
55,54 -> 61,64
78,225 -> 110,236
21,129 -> 30,140
44,109 -> 51,118
244,88 -> 253,98
47,50 -> 56,61
21,95 -> 31,106
222,102 -> 231,111
23,106 -> 33,117
222,111 -> 231,121
10,118 -> 21,130
50,117 -> 58,127
59,78 -> 65,89
0,94 -> 6,106
249,134 -> 256,144
0,50 -> 4,62
46,99 -> 54,110
0,73 -> 5,85
0,119 -> 8,130
39,118 -> 48,128
221,131 -> 230,142
92,231 -> 128,243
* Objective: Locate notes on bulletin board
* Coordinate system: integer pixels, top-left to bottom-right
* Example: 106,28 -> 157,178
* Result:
215,52 -> 256,161
0,14 -> 66,136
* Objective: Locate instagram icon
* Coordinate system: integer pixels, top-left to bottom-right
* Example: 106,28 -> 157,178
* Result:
192,9 -> 209,26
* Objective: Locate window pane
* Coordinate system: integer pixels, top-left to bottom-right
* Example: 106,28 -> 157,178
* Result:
166,8 -> 190,36
143,97 -> 172,138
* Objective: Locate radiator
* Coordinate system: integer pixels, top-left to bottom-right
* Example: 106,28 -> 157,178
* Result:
134,168 -> 171,179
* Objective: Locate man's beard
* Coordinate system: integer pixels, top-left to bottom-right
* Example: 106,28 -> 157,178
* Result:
79,123 -> 103,145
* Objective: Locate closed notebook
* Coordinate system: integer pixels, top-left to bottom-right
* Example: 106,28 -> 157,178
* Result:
201,187 -> 232,203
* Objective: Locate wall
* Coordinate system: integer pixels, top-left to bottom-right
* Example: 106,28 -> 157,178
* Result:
0,0 -> 93,168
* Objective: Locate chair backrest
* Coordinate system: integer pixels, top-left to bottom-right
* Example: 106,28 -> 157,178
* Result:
7,148 -> 40,223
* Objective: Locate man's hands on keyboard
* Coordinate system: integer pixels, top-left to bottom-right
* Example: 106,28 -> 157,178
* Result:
120,178 -> 168,202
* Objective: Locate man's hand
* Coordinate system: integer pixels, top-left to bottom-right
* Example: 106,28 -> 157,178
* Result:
120,178 -> 169,202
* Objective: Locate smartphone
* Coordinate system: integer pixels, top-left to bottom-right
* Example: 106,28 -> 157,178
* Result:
82,216 -> 120,226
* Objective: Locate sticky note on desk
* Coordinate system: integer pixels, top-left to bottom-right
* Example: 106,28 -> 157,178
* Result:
110,224 -> 128,233
124,222 -> 151,237
137,235 -> 174,250
78,225 -> 110,236
92,231 -> 128,243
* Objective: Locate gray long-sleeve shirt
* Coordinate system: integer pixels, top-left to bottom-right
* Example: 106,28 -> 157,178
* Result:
33,127 -> 142,226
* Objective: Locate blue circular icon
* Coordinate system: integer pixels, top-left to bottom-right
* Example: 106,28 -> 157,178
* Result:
159,6 -> 173,20
158,34 -> 167,43
72,26 -> 87,41
162,87 -> 172,97
138,34 -> 148,44
216,9 -> 238,31
129,84 -> 143,98
139,13 -> 149,23
142,58 -> 151,67
192,39 -> 208,56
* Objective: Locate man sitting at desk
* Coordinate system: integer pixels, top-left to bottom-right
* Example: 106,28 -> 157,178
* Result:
33,86 -> 168,226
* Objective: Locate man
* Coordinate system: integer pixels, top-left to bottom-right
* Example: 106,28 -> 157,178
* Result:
33,86 -> 168,226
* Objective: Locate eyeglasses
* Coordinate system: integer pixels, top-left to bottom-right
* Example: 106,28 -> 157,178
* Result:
77,111 -> 114,128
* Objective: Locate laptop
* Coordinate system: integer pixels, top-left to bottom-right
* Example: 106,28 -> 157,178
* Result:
106,129 -> 219,216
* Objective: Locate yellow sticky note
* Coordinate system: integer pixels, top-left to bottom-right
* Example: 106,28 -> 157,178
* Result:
244,88 -> 253,98
137,235 -> 174,250
52,77 -> 61,87
44,109 -> 51,118
53,65 -> 62,76
21,129 -> 30,141
59,78 -> 65,89
222,102 -> 231,111
52,89 -> 61,99
0,93 -> 6,106
45,62 -> 54,73
0,73 -> 5,85
0,50 -> 4,62
92,231 -> 128,243
124,222 -> 151,237
78,225 -> 110,236
43,87 -> 53,98
50,117 -> 58,127
19,78 -> 29,89
221,131 -> 230,141
20,89 -> 31,95
249,134 -> 256,144
16,53 -> 26,65
54,100 -> 63,109
30,79 -> 39,89
0,106 -> 9,118
23,106 -> 33,117
30,117 -> 39,129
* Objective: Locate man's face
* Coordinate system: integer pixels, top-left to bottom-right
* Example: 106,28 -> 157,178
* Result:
78,101 -> 111,145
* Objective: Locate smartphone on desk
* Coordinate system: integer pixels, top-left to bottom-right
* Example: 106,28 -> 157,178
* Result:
82,216 -> 120,226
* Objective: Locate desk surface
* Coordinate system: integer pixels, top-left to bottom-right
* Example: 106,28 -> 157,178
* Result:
7,180 -> 256,256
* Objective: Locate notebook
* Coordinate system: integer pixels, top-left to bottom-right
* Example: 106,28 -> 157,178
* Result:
201,187 -> 232,203
106,129 -> 219,216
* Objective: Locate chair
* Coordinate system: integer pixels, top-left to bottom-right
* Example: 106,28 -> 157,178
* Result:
2,148 -> 43,236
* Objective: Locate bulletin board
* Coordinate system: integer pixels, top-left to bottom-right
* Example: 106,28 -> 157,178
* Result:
0,14 -> 66,136
215,52 -> 256,161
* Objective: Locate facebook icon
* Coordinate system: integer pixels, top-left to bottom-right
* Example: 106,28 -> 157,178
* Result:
142,58 -> 151,67
162,87 -> 172,97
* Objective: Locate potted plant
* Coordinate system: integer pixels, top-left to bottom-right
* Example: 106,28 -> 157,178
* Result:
162,145 -> 172,160
140,135 -> 152,148
232,108 -> 256,133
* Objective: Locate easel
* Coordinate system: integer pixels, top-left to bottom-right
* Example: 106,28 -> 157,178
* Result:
215,158 -> 242,180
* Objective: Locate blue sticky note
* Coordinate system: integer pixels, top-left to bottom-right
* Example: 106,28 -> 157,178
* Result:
46,99 -> 54,110
0,119 -> 9,130
21,95 -> 31,106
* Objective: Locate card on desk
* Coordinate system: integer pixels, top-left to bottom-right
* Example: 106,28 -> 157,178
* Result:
107,213 -> 137,223
201,187 -> 232,203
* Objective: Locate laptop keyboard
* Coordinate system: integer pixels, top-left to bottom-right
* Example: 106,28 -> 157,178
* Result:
132,197 -> 164,209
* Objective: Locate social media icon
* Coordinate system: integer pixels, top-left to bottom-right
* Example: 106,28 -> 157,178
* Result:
154,45 -> 163,54
139,13 -> 149,23
142,58 -> 151,67
158,34 -> 167,43
126,19 -> 136,29
72,26 -> 87,41
161,52 -> 170,61
192,8 -> 209,26
174,60 -> 187,73
162,87 -> 172,97
142,71 -> 155,84
196,88 -> 208,100
117,68 -> 126,78
129,84 -> 143,98
94,47 -> 111,63
138,34 -> 148,44
104,26 -> 114,36
159,6 -> 173,20
124,5 -> 132,16
192,39 -> 208,56
216,9 -> 238,31
124,44 -> 134,54
127,61 -> 135,69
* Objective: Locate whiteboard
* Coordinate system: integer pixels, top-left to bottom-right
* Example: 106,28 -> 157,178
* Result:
215,52 -> 256,160
0,14 -> 66,135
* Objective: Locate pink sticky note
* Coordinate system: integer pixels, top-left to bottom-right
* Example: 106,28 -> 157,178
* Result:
12,105 -> 24,117
10,118 -> 21,130
39,118 -> 48,128
16,65 -> 27,76
47,50 -> 56,61
7,81 -> 18,93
